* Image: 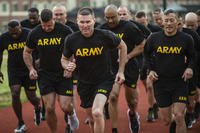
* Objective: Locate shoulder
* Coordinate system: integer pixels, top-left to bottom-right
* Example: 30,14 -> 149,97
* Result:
56,22 -> 73,33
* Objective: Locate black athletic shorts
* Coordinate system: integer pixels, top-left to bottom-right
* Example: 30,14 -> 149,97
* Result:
124,58 -> 139,88
38,71 -> 73,96
188,76 -> 197,96
8,73 -> 36,91
153,79 -> 188,108
72,73 -> 78,85
77,77 -> 114,108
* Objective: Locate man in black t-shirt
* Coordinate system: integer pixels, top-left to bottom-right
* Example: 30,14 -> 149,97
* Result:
21,7 -> 40,29
99,5 -> 145,133
23,9 -> 79,132
0,20 -> 41,133
183,12 -> 200,128
61,7 -> 127,133
20,7 -> 47,121
52,4 -> 79,132
144,9 -> 195,133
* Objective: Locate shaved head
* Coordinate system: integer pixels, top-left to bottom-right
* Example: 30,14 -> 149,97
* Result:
185,12 -> 198,22
184,12 -> 198,30
117,5 -> 131,21
104,4 -> 118,14
104,4 -> 119,28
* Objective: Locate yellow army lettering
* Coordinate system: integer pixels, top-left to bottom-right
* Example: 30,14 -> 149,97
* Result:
156,46 -> 182,54
7,42 -> 26,51
116,33 -> 124,39
98,89 -> 107,94
37,38 -> 61,46
76,46 -> 103,57
178,96 -> 187,101
66,90 -> 72,94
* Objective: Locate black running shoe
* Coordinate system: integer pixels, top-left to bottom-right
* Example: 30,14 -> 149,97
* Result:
14,121 -> 27,133
169,121 -> 176,133
104,102 -> 110,119
153,103 -> 159,119
127,109 -> 140,133
65,124 -> 73,133
34,107 -> 41,126
41,107 -> 45,121
147,108 -> 155,122
185,112 -> 196,128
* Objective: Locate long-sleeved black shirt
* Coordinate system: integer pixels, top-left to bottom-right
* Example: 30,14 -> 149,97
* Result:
144,30 -> 195,81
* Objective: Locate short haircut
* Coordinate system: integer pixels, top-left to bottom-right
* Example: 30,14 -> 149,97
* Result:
153,8 -> 163,14
8,19 -> 20,28
135,11 -> 146,18
164,9 -> 177,15
52,4 -> 66,12
28,7 -> 39,13
77,7 -> 94,17
40,9 -> 53,22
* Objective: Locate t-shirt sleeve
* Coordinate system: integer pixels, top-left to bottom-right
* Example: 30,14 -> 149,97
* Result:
26,30 -> 36,49
143,34 -> 155,71
104,30 -> 121,49
127,23 -> 145,45
63,36 -> 73,58
185,35 -> 195,69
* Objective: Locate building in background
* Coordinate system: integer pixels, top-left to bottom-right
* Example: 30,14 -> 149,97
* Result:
0,0 -> 199,33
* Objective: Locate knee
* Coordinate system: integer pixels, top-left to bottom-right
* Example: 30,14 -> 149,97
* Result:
128,98 -> 138,109
109,93 -> 119,104
174,112 -> 185,125
61,102 -> 73,113
161,116 -> 171,125
11,90 -> 20,99
92,108 -> 103,119
45,105 -> 55,114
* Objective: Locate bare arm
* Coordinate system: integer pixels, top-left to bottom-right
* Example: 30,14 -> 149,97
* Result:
61,54 -> 76,78
115,40 -> 127,84
23,46 -> 37,79
23,46 -> 34,70
127,39 -> 146,60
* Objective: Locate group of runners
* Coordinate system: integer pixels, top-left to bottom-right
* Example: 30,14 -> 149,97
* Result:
0,3 -> 200,133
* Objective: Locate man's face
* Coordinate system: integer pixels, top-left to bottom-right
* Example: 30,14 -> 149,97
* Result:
184,20 -> 198,31
163,13 -> 178,35
136,16 -> 148,26
28,12 -> 39,25
153,13 -> 163,27
8,26 -> 22,39
41,19 -> 55,32
53,8 -> 67,24
118,8 -> 129,21
77,14 -> 95,37
105,10 -> 119,28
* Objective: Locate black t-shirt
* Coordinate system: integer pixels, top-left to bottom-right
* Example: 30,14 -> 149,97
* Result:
130,20 -> 151,38
100,20 -> 144,53
21,19 -> 41,61
99,20 -> 145,72
26,22 -> 73,75
0,28 -> 30,75
65,20 -> 79,32
196,26 -> 200,36
147,23 -> 162,33
182,28 -> 200,66
63,29 -> 121,84
144,31 -> 195,80
21,19 -> 40,29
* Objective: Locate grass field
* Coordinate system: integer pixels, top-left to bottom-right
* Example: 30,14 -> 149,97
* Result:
0,51 -> 27,108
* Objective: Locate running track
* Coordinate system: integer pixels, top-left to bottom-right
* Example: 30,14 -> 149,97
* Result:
0,81 -> 199,133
